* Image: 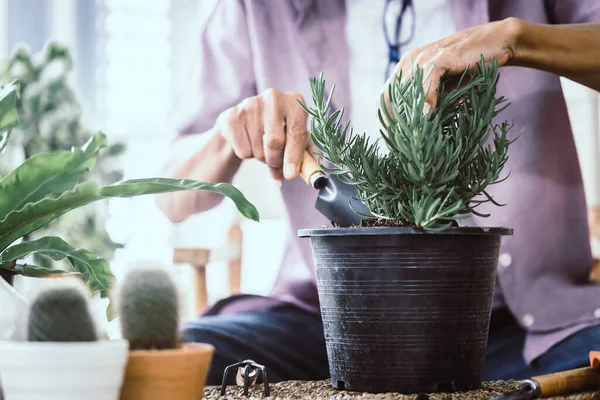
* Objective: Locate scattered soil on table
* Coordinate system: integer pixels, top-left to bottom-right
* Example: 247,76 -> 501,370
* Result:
203,379 -> 600,400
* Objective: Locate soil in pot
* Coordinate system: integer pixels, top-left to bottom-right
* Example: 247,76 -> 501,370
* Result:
119,342 -> 214,400
298,226 -> 512,394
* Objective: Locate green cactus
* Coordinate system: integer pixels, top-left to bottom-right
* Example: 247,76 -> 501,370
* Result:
117,266 -> 180,350
27,278 -> 98,342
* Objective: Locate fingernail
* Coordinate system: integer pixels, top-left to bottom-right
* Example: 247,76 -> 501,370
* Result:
284,163 -> 297,179
275,178 -> 283,187
423,103 -> 431,115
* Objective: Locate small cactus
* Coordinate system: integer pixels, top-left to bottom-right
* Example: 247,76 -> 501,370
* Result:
27,277 -> 98,342
117,265 -> 179,350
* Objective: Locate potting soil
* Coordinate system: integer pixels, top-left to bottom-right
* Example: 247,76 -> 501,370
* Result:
204,380 -> 600,399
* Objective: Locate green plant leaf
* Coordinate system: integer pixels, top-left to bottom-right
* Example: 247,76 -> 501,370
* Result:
0,236 -> 113,297
0,132 -> 107,220
9,263 -> 83,278
0,80 -> 19,132
0,182 -> 100,252
0,80 -> 19,154
0,178 -> 259,253
0,130 -> 9,155
98,178 -> 260,222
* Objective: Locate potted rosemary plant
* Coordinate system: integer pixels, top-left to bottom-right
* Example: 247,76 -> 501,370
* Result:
298,58 -> 519,394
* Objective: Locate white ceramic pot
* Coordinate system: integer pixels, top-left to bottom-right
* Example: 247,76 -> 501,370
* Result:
0,277 -> 27,342
0,339 -> 129,400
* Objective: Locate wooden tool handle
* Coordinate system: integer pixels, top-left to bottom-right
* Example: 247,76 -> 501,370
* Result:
591,351 -> 600,369
530,366 -> 600,397
299,150 -> 326,189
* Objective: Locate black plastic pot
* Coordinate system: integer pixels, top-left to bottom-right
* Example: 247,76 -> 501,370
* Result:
298,226 -> 512,394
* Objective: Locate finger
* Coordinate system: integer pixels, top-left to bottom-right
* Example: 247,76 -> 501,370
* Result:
239,98 -> 265,162
444,72 -> 473,93
262,89 -> 285,183
220,107 -> 252,159
378,77 -> 392,122
398,50 -> 420,85
421,63 -> 444,113
282,93 -> 309,180
378,50 -> 416,109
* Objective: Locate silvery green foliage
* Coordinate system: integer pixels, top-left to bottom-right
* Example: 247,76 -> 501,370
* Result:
117,265 -> 179,350
0,42 -> 125,270
27,278 -> 98,342
299,57 -> 520,230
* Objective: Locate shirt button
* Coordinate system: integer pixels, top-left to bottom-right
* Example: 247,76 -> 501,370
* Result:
522,314 -> 535,327
594,308 -> 600,318
499,253 -> 512,268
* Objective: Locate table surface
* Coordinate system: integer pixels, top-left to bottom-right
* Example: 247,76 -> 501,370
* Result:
204,380 -> 600,400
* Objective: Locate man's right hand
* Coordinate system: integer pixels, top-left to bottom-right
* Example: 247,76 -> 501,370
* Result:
215,88 -> 311,185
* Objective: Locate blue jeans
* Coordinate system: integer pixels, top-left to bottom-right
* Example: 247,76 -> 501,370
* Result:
483,308 -> 599,380
181,305 -> 330,385
181,305 -> 599,386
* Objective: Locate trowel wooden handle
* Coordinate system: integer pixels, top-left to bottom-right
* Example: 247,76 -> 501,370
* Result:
528,366 -> 600,397
300,150 -> 326,189
591,351 -> 600,369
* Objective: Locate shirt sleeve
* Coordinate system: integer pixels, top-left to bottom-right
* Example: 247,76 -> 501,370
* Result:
547,0 -> 600,24
170,0 -> 257,137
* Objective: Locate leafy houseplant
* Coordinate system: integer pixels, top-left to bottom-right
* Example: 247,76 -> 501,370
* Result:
0,277 -> 130,400
298,58 -> 519,394
0,42 -> 126,270
0,80 -> 259,320
116,266 -> 214,400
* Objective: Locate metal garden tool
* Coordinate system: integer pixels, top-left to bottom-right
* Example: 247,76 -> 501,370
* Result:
220,359 -> 269,397
490,351 -> 600,400
299,150 -> 371,227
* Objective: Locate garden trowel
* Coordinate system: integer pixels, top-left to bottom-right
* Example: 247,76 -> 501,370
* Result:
490,351 -> 600,400
299,150 -> 371,227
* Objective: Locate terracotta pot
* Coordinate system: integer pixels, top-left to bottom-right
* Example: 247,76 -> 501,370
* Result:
120,343 -> 214,400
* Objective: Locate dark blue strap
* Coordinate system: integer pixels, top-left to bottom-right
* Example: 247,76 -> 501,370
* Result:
389,45 -> 400,63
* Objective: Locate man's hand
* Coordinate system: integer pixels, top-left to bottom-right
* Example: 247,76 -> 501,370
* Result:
216,88 -> 312,184
382,17 -> 521,112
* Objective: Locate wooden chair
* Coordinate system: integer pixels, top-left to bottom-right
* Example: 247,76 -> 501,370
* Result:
589,207 -> 600,283
172,222 -> 243,315
591,259 -> 600,283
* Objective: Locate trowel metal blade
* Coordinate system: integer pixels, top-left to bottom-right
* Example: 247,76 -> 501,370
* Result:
314,173 -> 371,227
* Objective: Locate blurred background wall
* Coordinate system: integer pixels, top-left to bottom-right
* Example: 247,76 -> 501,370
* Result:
0,0 -> 598,326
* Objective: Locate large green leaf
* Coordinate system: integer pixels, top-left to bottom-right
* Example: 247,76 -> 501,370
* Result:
0,178 -> 259,252
0,130 -> 10,155
2,263 -> 83,278
98,178 -> 260,222
0,182 -> 99,252
0,80 -> 19,154
0,132 -> 107,220
0,236 -> 113,297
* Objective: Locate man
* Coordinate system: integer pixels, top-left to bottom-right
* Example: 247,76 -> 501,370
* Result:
156,0 -> 600,384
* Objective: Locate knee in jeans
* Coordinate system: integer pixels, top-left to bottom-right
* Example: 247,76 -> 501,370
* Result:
180,321 -> 213,343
